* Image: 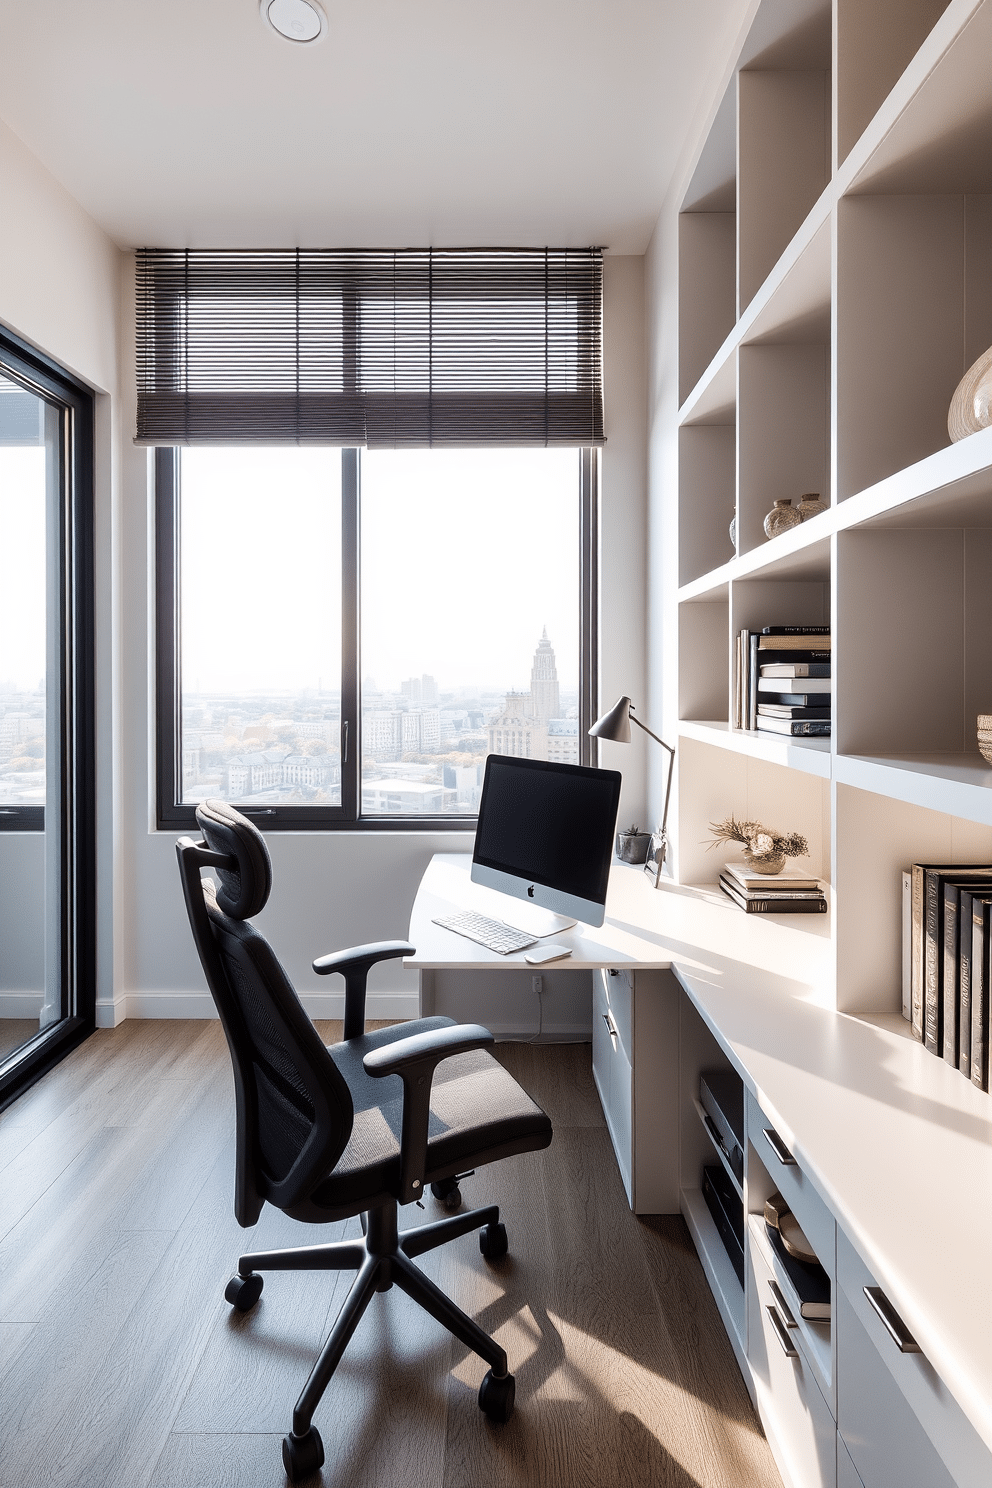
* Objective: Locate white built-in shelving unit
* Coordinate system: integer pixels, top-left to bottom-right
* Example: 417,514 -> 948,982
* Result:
673,0 -> 992,1021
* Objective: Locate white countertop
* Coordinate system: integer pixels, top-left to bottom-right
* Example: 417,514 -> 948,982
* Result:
407,854 -> 992,1456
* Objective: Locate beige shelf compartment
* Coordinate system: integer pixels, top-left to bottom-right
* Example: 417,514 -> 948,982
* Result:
679,592 -> 730,726
738,342 -> 830,555
679,76 -> 736,407
676,731 -> 831,891
833,782 -> 992,1016
835,192 -> 992,502
679,424 -> 736,585
834,526 -> 992,762
834,0 -> 953,169
736,0 -> 831,316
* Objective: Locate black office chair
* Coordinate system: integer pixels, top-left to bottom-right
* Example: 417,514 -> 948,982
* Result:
176,800 -> 553,1482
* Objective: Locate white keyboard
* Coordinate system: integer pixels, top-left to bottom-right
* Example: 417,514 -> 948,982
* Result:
432,911 -> 538,955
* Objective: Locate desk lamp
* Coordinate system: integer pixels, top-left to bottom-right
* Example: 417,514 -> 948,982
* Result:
589,696 -> 675,886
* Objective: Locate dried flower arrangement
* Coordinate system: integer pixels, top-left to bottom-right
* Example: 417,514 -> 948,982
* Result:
706,816 -> 809,874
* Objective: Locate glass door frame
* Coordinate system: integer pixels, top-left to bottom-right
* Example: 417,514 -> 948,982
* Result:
0,327 -> 96,1110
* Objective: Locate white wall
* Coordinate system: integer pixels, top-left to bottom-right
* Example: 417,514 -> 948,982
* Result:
0,119 -> 649,1039
0,118 -> 123,1021
110,253 -> 650,1035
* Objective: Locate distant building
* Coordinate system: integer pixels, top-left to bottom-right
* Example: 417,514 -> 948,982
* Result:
487,632 -> 578,763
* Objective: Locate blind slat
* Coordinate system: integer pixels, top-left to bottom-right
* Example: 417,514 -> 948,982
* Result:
135,248 -> 604,448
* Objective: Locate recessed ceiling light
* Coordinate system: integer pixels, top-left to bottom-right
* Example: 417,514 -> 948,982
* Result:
260,0 -> 326,44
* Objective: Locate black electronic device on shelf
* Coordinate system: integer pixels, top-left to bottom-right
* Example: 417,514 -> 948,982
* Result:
699,1068 -> 744,1188
702,1164 -> 745,1287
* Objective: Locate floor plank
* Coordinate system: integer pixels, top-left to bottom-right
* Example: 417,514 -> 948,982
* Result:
0,1021 -> 781,1488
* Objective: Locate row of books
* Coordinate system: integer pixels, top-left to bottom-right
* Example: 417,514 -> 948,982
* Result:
734,626 -> 832,738
902,861 -> 992,1090
719,861 -> 827,915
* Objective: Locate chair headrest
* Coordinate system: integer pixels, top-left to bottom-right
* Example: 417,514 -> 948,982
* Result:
195,800 -> 272,920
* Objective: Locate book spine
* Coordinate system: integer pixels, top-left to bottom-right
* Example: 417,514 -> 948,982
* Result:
756,719 -> 831,736
911,865 -> 924,1041
959,888 -> 973,1076
943,882 -> 959,1066
923,870 -> 942,1054
748,633 -> 758,730
759,663 -> 831,679
901,870 -> 912,1022
760,626 -> 831,635
972,901 -> 988,1090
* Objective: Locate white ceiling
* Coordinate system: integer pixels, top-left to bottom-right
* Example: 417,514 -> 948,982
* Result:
0,0 -> 744,254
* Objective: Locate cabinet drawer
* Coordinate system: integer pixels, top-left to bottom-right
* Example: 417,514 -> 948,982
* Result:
748,1092 -> 835,1271
837,1433 -> 866,1488
838,1231 -> 992,1488
748,1236 -> 836,1488
592,971 -> 632,1198
603,966 -> 633,1061
837,1281 -> 954,1488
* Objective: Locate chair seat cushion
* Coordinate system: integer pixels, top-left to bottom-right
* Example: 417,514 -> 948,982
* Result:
310,1018 -> 553,1212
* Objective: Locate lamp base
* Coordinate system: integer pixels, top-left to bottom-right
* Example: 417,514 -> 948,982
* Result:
642,830 -> 667,888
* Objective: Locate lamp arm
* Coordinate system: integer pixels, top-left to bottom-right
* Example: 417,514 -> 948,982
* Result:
629,712 -> 676,843
628,712 -> 675,759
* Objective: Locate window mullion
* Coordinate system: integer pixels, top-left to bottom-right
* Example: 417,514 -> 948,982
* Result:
340,448 -> 360,820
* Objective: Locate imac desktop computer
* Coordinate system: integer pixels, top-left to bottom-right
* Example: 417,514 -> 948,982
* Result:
471,755 -> 622,934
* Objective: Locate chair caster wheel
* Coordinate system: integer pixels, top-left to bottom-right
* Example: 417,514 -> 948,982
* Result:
431,1178 -> 461,1210
224,1272 -> 263,1311
478,1369 -> 515,1423
479,1222 -> 508,1261
282,1425 -> 324,1481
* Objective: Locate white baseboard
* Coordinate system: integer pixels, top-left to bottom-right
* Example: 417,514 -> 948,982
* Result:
0,991 -> 45,1018
95,989 -> 421,1027
93,994 -> 591,1041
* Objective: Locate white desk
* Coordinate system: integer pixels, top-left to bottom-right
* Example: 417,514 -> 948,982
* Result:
405,853 -> 992,1475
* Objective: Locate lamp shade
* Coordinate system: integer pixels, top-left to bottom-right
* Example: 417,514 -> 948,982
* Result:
588,696 -> 633,743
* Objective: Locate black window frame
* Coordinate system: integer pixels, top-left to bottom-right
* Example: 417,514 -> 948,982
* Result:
155,445 -> 597,831
0,326 -> 96,1109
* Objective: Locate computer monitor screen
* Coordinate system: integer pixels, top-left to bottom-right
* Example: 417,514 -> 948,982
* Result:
471,756 -> 622,929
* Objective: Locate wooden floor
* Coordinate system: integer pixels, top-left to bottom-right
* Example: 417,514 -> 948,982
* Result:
0,1020 -> 781,1488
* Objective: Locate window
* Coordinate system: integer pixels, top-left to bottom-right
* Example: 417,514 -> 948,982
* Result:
156,445 -> 596,828
0,328 -> 96,1105
141,246 -> 603,828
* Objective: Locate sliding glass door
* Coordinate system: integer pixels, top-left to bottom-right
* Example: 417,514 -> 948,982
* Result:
0,333 -> 94,1107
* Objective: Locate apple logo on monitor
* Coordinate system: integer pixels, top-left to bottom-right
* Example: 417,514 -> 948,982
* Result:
527,885 -> 535,897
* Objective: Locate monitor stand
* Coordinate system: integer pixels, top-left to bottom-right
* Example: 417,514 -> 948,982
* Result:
500,902 -> 577,938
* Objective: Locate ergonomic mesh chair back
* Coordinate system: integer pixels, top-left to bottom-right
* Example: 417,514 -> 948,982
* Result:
176,799 -> 553,1481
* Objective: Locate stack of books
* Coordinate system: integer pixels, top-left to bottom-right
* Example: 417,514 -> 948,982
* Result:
903,862 -> 992,1090
719,862 -> 827,915
735,626 -> 831,737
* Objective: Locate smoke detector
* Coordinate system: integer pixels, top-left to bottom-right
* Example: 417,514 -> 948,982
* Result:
260,0 -> 326,44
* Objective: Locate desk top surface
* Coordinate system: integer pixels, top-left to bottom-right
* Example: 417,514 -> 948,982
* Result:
407,853 -> 992,1458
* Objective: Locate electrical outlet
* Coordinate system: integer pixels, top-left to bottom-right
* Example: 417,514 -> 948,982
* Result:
532,975 -> 543,998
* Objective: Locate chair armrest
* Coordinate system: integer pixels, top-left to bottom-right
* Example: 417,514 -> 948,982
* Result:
312,941 -> 415,1041
364,1024 -> 494,1203
312,940 -> 415,976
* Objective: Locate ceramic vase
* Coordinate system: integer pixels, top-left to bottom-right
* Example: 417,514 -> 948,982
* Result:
978,714 -> 992,765
798,492 -> 827,522
729,512 -> 737,550
949,345 -> 992,442
763,498 -> 802,540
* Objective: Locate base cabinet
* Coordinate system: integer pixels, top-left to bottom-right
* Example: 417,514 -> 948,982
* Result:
749,1235 -> 836,1488
592,967 -> 680,1212
678,986 -> 992,1488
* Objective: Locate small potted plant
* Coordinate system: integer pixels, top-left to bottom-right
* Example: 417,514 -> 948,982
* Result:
706,816 -> 809,875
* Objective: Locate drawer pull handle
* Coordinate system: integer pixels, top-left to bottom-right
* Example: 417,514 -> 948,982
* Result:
602,1011 -> 619,1045
768,1280 -> 797,1329
766,1304 -> 798,1357
763,1127 -> 797,1166
863,1286 -> 921,1354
